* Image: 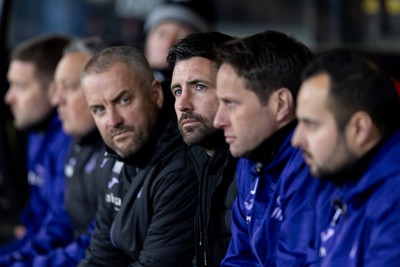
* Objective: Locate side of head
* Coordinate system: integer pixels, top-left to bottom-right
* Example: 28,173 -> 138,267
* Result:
5,34 -> 71,129
214,30 -> 313,157
53,36 -> 121,137
166,32 -> 234,154
81,46 -> 163,158
292,48 -> 400,178
143,0 -> 216,70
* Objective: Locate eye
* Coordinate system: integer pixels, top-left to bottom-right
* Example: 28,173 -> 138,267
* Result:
225,100 -> 236,109
300,119 -> 318,130
91,106 -> 105,116
119,96 -> 131,105
62,82 -> 79,92
196,83 -> 206,91
172,88 -> 182,97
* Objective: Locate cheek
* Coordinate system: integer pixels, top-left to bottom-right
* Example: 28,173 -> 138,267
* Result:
310,132 -> 336,161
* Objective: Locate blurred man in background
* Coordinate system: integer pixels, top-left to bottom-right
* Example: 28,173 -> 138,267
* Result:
0,35 -> 71,261
143,0 -> 216,82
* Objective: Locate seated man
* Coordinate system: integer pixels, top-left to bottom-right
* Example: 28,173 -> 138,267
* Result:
292,48 -> 400,267
167,32 -> 238,267
1,35 -> 71,261
214,30 -> 327,266
79,46 -> 198,267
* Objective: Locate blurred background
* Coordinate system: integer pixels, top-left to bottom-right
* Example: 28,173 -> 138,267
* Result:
0,0 -> 399,243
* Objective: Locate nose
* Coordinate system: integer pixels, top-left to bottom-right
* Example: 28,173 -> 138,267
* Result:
213,104 -> 227,130
176,89 -> 193,112
4,86 -> 14,105
291,123 -> 303,148
106,109 -> 123,128
51,85 -> 62,106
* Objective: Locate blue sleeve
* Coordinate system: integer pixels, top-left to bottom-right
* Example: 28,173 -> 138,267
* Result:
221,194 -> 256,267
21,133 -> 74,255
5,222 -> 94,267
221,159 -> 257,267
0,131 -> 72,263
364,182 -> 400,267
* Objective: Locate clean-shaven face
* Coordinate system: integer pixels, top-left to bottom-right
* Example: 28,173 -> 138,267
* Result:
5,60 -> 53,129
81,62 -> 162,158
145,21 -> 194,69
292,73 -> 357,178
53,52 -> 95,136
214,63 -> 279,158
171,57 -> 220,146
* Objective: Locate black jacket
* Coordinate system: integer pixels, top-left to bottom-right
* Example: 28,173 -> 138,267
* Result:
65,129 -> 104,236
190,143 -> 238,267
79,112 -> 198,267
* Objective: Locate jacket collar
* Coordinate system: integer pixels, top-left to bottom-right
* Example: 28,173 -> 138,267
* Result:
336,130 -> 400,206
246,120 -> 297,167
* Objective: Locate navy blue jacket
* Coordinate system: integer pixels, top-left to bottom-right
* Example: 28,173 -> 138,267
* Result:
0,114 -> 71,259
221,122 -> 327,267
311,130 -> 400,267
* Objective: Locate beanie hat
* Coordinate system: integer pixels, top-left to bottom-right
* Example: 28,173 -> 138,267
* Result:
144,0 -> 216,33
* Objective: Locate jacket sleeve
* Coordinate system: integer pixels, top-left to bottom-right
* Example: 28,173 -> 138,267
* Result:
220,195 -> 257,267
78,180 -> 132,267
128,170 -> 198,267
364,184 -> 400,267
0,133 -> 73,265
8,231 -> 90,267
276,152 -> 326,267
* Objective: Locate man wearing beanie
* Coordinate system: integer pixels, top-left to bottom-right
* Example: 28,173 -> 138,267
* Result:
143,0 -> 216,82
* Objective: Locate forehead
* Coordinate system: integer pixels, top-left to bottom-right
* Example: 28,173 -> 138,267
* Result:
150,20 -> 194,35
172,57 -> 217,81
8,60 -> 35,78
56,53 -> 90,78
216,63 -> 252,98
82,62 -> 145,98
297,73 -> 331,115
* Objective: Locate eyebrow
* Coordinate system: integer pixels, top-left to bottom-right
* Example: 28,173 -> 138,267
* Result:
171,79 -> 208,91
110,90 -> 131,104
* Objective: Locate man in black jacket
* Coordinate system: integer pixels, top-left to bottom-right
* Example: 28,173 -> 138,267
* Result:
79,46 -> 198,267
167,32 -> 238,267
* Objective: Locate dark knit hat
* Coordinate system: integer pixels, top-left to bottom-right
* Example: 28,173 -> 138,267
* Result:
144,0 -> 216,33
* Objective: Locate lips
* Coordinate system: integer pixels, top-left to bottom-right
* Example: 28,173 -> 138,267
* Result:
181,119 -> 199,128
224,135 -> 235,144
111,130 -> 130,140
301,151 -> 313,165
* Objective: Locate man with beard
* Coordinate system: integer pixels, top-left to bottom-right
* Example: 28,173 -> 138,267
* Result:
78,46 -> 198,267
0,35 -> 71,262
292,48 -> 400,267
167,32 -> 238,267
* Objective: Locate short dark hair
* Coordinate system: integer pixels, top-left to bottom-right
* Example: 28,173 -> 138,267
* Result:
218,30 -> 313,105
302,48 -> 400,137
11,34 -> 71,89
166,31 -> 234,69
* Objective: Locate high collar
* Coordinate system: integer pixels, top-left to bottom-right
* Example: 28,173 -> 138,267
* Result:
27,109 -> 58,133
246,120 -> 297,167
333,130 -> 400,206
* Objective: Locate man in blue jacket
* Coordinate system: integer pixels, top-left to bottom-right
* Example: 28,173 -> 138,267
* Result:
3,37 -> 120,267
292,48 -> 400,267
1,35 -> 71,262
213,30 -> 327,266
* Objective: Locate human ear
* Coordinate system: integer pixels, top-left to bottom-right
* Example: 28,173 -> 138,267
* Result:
150,80 -> 164,109
273,88 -> 294,123
346,111 -> 375,151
